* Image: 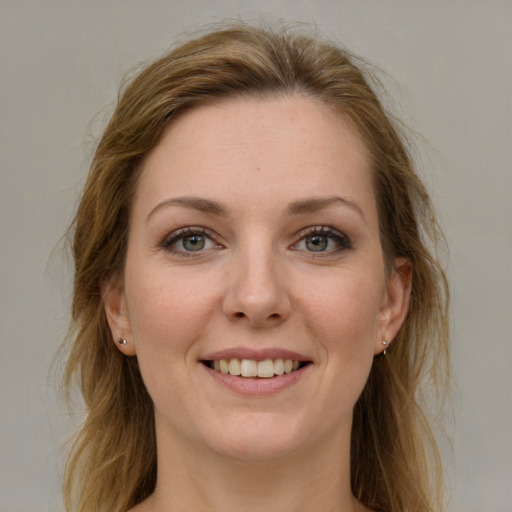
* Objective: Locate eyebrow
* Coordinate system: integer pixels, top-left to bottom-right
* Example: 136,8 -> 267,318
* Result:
146,196 -> 227,222
146,195 -> 366,223
285,196 -> 367,223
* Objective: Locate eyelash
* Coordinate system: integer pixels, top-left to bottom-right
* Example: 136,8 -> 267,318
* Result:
161,226 -> 219,257
160,225 -> 352,257
293,225 -> 353,255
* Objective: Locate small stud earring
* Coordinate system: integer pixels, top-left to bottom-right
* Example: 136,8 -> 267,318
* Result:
118,338 -> 127,345
382,340 -> 390,355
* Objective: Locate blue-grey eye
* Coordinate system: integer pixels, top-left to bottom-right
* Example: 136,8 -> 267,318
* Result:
162,228 -> 218,254
181,234 -> 206,251
293,226 -> 352,254
305,235 -> 329,251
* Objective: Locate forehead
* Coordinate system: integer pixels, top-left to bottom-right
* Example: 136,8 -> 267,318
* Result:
135,95 -> 377,224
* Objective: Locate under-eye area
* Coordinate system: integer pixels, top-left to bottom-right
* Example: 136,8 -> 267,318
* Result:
202,358 -> 312,378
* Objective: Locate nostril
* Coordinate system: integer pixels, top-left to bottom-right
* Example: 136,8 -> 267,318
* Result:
234,312 -> 245,318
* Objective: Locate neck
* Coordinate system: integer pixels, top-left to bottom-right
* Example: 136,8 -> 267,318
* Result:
142,424 -> 366,512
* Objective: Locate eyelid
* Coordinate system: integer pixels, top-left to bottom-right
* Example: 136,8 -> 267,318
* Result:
292,225 -> 353,253
160,226 -> 222,254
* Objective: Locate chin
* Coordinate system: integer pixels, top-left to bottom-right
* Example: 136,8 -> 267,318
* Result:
205,412 -> 314,463
214,438 -> 300,464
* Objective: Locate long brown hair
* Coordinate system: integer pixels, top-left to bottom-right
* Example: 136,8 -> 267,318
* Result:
63,21 -> 450,512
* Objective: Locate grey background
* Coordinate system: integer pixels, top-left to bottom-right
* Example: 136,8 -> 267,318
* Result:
1,1 -> 510,511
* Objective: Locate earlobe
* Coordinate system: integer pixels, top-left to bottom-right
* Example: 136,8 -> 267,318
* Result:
102,278 -> 137,356
375,258 -> 412,355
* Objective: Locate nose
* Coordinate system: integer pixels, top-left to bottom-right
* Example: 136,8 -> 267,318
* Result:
222,246 -> 292,328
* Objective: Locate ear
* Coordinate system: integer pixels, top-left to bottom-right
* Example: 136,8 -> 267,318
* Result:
102,277 -> 137,356
374,258 -> 412,355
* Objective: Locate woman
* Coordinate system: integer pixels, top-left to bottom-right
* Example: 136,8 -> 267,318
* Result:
63,22 -> 449,512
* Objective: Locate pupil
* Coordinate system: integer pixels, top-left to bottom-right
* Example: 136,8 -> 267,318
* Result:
306,235 -> 328,251
183,235 -> 205,251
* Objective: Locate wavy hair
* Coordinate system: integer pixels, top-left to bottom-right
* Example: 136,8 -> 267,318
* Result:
62,21 -> 450,512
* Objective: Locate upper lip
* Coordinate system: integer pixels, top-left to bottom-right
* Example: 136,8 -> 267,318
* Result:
202,347 -> 311,362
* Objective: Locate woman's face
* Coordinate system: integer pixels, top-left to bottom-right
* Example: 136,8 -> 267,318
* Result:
105,96 -> 410,462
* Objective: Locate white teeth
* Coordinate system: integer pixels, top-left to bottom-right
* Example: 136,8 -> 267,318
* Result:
240,359 -> 257,377
210,358 -> 303,377
274,358 -> 284,375
228,358 -> 241,376
257,359 -> 274,378
219,359 -> 229,374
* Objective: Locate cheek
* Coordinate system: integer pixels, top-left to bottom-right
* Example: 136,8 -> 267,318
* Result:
299,269 -> 384,358
288,268 -> 386,431
123,265 -> 222,415
304,276 -> 381,339
125,264 -> 220,356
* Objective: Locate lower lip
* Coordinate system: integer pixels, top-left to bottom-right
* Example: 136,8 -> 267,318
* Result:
202,363 -> 310,396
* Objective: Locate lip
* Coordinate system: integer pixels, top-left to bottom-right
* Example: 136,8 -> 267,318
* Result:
202,347 -> 311,362
201,361 -> 311,396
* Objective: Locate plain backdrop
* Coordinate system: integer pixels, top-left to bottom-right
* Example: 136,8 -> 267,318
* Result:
1,1 -> 511,511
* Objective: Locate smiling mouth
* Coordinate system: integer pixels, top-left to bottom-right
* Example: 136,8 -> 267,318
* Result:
203,358 -> 310,378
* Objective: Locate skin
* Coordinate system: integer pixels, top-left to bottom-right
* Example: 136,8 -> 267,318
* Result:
104,95 -> 411,512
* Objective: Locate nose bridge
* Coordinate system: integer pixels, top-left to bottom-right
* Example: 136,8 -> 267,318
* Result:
223,233 -> 291,326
